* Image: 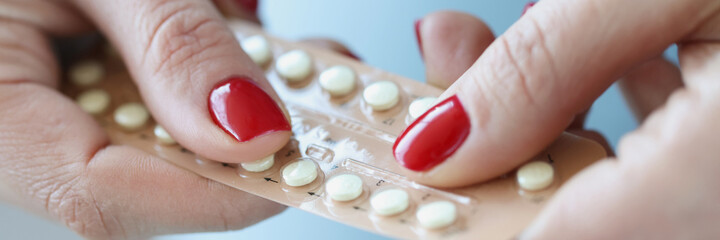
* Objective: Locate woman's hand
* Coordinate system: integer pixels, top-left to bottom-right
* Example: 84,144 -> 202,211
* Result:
398,0 -> 720,238
0,0 -> 354,239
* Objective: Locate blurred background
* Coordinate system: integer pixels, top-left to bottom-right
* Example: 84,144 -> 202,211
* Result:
1,0 -> 677,239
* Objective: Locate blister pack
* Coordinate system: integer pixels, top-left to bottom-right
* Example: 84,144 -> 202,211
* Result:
62,21 -> 606,239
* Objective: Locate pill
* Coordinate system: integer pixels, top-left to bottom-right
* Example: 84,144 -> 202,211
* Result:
416,201 -> 457,229
114,103 -> 149,130
325,174 -> 363,201
240,35 -> 272,66
282,159 -> 318,187
318,65 -> 356,96
363,81 -> 399,111
76,89 -> 110,114
70,60 -> 104,86
153,125 -> 176,145
275,50 -> 313,82
516,161 -> 554,191
408,97 -> 437,119
370,189 -> 409,216
241,154 -> 275,173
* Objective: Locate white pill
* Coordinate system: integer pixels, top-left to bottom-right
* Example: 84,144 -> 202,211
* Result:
241,154 -> 275,173
325,174 -> 363,201
153,125 -> 176,145
516,161 -> 555,191
416,201 -> 457,229
240,35 -> 272,66
282,159 -> 318,187
408,97 -> 437,119
363,81 -> 400,111
319,65 -> 356,96
76,89 -> 110,114
275,50 -> 313,82
370,189 -> 409,216
114,103 -> 149,130
70,60 -> 104,86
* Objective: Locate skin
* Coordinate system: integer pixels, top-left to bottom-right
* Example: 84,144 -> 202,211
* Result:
411,0 -> 720,239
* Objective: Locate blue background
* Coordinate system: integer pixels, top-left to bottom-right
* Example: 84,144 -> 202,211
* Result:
2,0 -> 674,239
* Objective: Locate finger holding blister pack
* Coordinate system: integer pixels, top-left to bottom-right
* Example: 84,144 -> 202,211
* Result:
62,21 -> 607,240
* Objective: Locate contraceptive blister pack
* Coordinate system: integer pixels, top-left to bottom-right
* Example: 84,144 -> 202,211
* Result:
62,21 -> 607,240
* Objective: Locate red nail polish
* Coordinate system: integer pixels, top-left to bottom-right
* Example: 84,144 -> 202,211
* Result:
393,95 -> 471,171
234,0 -> 259,15
414,19 -> 424,58
522,2 -> 536,16
208,77 -> 290,142
343,51 -> 362,61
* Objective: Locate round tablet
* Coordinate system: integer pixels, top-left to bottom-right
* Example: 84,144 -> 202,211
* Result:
241,154 -> 275,173
282,159 -> 318,187
114,103 -> 149,130
363,81 -> 400,111
76,89 -> 110,114
416,201 -> 457,229
153,125 -> 176,145
70,60 -> 104,86
516,161 -> 555,191
325,174 -> 363,201
370,189 -> 409,216
275,50 -> 313,82
318,65 -> 356,96
408,97 -> 437,119
240,35 -> 272,66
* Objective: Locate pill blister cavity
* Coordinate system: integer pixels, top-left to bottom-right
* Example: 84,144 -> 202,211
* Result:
516,161 -> 554,191
153,125 -> 176,144
370,188 -> 409,216
76,89 -> 110,114
70,60 -> 105,86
416,201 -> 457,229
282,159 -> 318,187
241,154 -> 275,173
363,81 -> 399,111
241,35 -> 272,66
276,50 -> 313,82
319,65 -> 356,96
114,103 -> 149,130
325,174 -> 363,201
408,97 -> 437,119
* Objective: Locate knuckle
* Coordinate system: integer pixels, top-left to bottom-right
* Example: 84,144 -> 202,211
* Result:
142,1 -> 236,78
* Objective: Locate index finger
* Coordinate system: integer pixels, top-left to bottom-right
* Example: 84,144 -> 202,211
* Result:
392,0 -> 720,187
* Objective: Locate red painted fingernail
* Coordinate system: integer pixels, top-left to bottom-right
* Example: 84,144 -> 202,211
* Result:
522,2 -> 536,16
208,76 -> 290,142
234,0 -> 259,15
393,95 -> 471,171
344,51 -> 362,61
414,19 -> 424,58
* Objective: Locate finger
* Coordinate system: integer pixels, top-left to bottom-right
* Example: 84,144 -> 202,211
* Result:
619,56 -> 684,122
524,43 -> 720,240
416,11 -> 494,89
0,20 -> 282,238
70,0 -> 291,163
393,0 -> 720,187
211,0 -> 261,24
299,38 -> 361,61
0,0 -> 91,36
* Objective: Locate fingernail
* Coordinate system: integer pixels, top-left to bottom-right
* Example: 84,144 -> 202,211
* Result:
343,51 -> 362,61
393,95 -> 471,171
521,2 -> 536,16
414,19 -> 424,58
208,76 -> 290,142
234,0 -> 259,15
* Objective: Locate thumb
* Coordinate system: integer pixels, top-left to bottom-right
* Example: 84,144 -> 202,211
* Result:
71,0 -> 291,163
392,0 -> 718,187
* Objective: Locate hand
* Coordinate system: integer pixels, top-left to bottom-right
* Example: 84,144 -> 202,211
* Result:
396,0 -> 720,238
0,0 -> 356,239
